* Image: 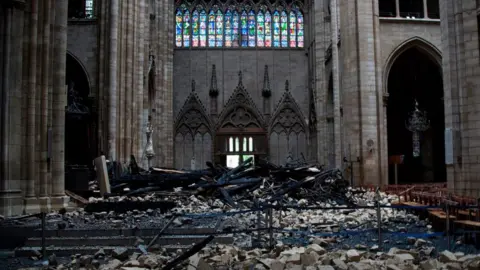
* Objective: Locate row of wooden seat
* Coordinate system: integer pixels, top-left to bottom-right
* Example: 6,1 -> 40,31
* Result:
397,201 -> 480,228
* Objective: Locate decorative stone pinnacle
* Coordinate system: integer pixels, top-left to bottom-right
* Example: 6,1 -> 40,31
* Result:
238,70 -> 243,86
262,65 -> 272,98
209,64 -> 219,98
285,80 -> 290,92
191,79 -> 195,92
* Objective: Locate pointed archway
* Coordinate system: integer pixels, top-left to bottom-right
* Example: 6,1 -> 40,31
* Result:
174,80 -> 213,170
269,80 -> 307,165
386,41 -> 445,184
215,71 -> 267,168
65,52 -> 97,166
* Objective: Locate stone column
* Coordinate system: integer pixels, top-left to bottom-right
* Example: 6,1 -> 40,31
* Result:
313,0 -> 327,165
39,0 -> 51,200
330,0 -> 342,168
0,0 -> 26,216
108,0 -> 119,161
24,0 -> 39,213
50,0 -> 69,209
423,0 -> 429,18
136,0 -> 145,162
395,0 -> 400,17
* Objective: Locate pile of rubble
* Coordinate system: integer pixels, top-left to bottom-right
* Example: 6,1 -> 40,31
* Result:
38,240 -> 480,270
93,156 -> 352,208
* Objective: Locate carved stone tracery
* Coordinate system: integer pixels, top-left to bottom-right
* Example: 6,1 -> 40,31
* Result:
216,71 -> 266,130
175,80 -> 212,136
270,80 -> 306,134
175,0 -> 307,13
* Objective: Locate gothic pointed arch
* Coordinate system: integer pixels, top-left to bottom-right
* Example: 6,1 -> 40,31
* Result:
216,71 -> 266,131
174,81 -> 213,169
214,71 -> 268,168
269,80 -> 307,165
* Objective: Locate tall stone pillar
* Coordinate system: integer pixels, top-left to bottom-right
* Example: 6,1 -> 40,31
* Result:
330,0 -> 342,168
313,0 -> 327,165
24,0 -> 40,213
339,0 -> 382,186
0,0 -> 26,216
108,0 -> 119,161
50,0 -> 69,209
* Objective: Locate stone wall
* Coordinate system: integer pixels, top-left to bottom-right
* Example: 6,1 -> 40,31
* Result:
440,0 -> 480,196
67,21 -> 98,97
173,50 -> 309,168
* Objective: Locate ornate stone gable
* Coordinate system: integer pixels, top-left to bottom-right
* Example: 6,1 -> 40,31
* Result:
270,80 -> 307,134
216,71 -> 266,130
174,80 -> 213,136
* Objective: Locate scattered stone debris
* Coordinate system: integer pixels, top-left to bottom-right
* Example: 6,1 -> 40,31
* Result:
5,157 -> 480,270
12,243 -> 480,270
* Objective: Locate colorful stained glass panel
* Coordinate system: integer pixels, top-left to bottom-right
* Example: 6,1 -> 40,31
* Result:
280,11 -> 288,47
232,11 -> 239,47
199,10 -> 207,47
256,11 -> 264,47
289,11 -> 296,47
216,10 -> 223,47
183,10 -> 190,47
273,11 -> 280,47
208,10 -> 215,47
248,10 -> 256,47
264,11 -> 272,47
225,10 -> 232,47
297,12 -> 304,48
192,10 -> 199,47
175,9 -> 183,47
240,11 -> 248,47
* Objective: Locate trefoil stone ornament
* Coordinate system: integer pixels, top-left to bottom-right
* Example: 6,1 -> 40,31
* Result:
145,115 -> 155,168
405,100 -> 430,158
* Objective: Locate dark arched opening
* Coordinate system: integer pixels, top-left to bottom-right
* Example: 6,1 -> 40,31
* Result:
387,47 -> 445,184
65,54 -> 97,192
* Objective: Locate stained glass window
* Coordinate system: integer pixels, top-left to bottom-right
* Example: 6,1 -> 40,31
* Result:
174,5 -> 303,49
257,11 -> 264,47
297,12 -> 304,48
225,10 -> 233,47
175,9 -> 183,47
289,11 -> 296,47
273,11 -> 280,47
208,10 -> 215,47
232,11 -> 240,47
264,11 -> 272,47
192,10 -> 200,47
248,10 -> 256,47
215,10 -> 223,46
280,11 -> 288,48
240,11 -> 248,47
183,10 -> 191,47
199,10 -> 207,47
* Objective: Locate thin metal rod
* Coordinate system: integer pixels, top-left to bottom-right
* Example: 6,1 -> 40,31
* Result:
376,187 -> 382,250
446,202 -> 450,250
41,212 -> 46,259
147,215 -> 177,249
268,208 -> 274,248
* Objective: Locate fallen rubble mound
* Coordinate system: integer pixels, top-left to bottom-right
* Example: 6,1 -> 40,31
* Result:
14,242 -> 480,270
90,156 -> 354,209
